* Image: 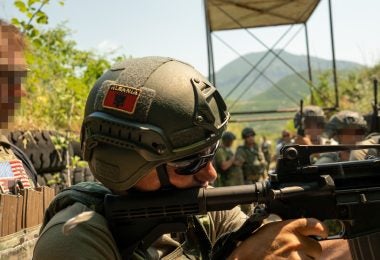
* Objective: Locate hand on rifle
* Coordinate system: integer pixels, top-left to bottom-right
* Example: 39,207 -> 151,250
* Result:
228,218 -> 328,260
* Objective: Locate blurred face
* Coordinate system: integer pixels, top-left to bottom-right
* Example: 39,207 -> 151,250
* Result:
282,132 -> 291,142
133,162 -> 217,191
0,25 -> 26,127
335,129 -> 365,145
244,134 -> 255,145
223,139 -> 234,148
304,119 -> 325,140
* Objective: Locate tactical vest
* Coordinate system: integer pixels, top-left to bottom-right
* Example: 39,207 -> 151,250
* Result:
236,144 -> 264,181
214,147 -> 233,176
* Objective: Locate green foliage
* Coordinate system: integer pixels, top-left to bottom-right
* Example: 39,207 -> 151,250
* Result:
10,0 -> 118,132
21,25 -> 112,130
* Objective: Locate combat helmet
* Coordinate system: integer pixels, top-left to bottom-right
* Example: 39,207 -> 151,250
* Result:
324,110 -> 367,138
241,127 -> 255,139
293,105 -> 325,129
222,131 -> 236,142
81,57 -> 229,191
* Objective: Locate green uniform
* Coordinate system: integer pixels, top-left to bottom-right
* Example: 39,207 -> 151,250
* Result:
214,147 -> 244,186
235,144 -> 266,183
33,200 -> 247,259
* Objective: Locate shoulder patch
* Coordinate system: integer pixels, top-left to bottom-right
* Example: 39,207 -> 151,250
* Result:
102,84 -> 141,114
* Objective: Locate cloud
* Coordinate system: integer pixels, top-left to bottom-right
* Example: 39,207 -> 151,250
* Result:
96,40 -> 122,54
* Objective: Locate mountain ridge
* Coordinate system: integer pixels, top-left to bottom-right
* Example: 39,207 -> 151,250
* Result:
215,49 -> 362,102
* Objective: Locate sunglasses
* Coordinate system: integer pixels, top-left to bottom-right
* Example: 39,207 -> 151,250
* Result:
167,141 -> 219,175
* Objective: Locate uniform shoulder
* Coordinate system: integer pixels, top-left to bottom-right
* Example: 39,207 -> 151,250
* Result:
34,202 -> 120,260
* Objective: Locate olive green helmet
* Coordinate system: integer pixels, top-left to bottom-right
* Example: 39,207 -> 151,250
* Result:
293,105 -> 325,129
324,110 -> 367,138
81,57 -> 229,191
241,127 -> 255,139
222,131 -> 236,141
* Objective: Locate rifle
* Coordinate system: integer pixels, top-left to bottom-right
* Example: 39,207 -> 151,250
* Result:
297,99 -> 305,137
370,78 -> 379,133
104,144 -> 380,258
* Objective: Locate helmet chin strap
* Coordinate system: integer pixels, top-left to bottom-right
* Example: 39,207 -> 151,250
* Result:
156,164 -> 174,190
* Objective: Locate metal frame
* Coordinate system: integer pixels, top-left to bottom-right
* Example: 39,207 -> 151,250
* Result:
203,0 -> 339,122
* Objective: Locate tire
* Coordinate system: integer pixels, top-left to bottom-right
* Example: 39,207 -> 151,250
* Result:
7,130 -> 74,174
61,166 -> 95,185
70,140 -> 83,159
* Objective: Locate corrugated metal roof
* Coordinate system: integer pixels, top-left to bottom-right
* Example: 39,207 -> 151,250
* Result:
207,0 -> 321,31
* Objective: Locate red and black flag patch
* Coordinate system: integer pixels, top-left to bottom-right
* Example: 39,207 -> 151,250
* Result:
103,84 -> 141,114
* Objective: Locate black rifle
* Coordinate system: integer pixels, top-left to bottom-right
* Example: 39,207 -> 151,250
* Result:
297,99 -> 305,137
104,144 -> 380,258
370,78 -> 379,133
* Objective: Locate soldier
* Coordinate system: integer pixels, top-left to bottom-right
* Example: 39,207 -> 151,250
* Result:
33,57 -> 329,259
213,131 -> 243,186
0,20 -> 37,193
293,105 -> 336,146
235,127 -> 267,184
350,112 -> 380,161
318,110 -> 368,163
274,129 -> 293,160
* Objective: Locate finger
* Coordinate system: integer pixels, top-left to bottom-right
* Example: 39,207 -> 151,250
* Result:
289,251 -> 315,260
297,233 -> 322,259
289,218 -> 329,238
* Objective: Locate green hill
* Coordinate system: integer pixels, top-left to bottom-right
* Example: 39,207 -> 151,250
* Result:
215,49 -> 362,103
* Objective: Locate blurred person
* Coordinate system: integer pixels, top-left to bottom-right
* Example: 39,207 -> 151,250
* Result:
0,19 -> 37,192
318,110 -> 367,163
293,105 -> 336,145
213,131 -> 244,186
274,129 -> 293,160
235,127 -> 266,183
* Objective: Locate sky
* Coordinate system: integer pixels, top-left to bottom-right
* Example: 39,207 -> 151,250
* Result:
1,0 -> 380,76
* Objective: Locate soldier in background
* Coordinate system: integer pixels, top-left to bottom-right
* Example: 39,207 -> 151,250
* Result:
293,105 -> 336,145
274,130 -> 293,161
350,112 -> 380,161
318,110 -> 367,163
213,131 -> 244,186
235,127 -> 266,183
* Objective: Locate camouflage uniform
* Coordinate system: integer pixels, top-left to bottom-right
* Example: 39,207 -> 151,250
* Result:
214,146 -> 244,186
236,144 -> 266,183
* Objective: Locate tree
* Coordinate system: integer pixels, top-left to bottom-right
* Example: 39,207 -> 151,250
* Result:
11,0 -> 118,132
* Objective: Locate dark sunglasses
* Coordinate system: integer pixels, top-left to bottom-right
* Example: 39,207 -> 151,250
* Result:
167,141 -> 219,175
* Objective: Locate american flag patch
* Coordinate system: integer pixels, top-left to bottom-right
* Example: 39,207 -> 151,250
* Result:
0,159 -> 31,193
103,84 -> 141,114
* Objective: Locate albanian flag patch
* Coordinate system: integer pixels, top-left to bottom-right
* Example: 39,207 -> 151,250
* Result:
103,84 -> 141,114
